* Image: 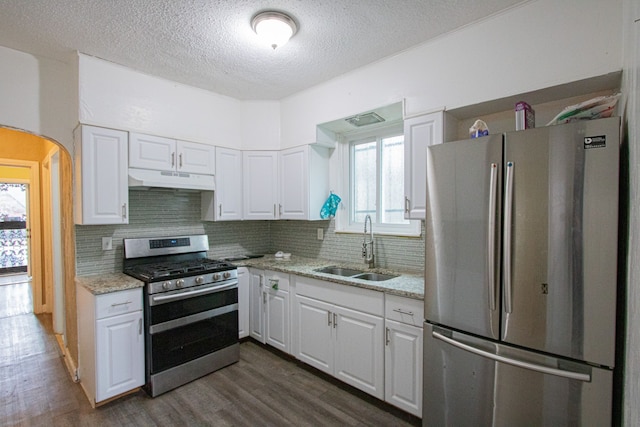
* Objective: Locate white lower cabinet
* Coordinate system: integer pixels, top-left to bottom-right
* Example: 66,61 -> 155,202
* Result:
77,285 -> 144,407
293,275 -> 384,399
238,267 -> 250,339
249,268 -> 290,353
384,294 -> 424,417
249,268 -> 265,343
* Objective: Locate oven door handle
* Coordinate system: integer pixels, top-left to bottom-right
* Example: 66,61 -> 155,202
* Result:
150,281 -> 237,305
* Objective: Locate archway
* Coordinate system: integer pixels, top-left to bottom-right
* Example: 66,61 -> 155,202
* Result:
0,126 -> 76,363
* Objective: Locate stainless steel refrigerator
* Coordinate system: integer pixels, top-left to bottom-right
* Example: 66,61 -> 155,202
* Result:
423,117 -> 619,426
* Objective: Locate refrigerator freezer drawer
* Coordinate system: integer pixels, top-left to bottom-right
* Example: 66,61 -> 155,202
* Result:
423,324 -> 613,427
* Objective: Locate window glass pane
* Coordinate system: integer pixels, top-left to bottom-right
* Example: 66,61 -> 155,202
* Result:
381,135 -> 408,224
352,140 -> 377,223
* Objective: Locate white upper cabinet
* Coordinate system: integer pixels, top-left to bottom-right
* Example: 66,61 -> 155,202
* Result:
202,147 -> 243,221
243,151 -> 279,220
403,111 -> 443,219
74,125 -> 129,225
129,133 -> 174,171
177,140 -> 216,175
129,132 -> 215,175
279,145 -> 330,220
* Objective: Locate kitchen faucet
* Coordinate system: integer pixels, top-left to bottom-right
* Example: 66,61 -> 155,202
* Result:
362,214 -> 374,268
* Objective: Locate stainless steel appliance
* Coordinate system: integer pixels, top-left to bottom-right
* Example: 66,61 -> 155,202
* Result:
123,235 -> 239,397
423,117 -> 620,426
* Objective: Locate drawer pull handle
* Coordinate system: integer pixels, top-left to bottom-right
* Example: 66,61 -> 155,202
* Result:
111,300 -> 132,307
393,308 -> 414,316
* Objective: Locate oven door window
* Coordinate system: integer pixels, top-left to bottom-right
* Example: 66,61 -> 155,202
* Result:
149,287 -> 238,325
150,310 -> 238,373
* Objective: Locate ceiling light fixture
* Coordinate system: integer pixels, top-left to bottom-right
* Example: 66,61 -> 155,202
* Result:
251,11 -> 297,50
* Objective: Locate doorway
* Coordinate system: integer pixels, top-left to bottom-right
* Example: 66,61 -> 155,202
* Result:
0,182 -> 29,275
0,180 -> 32,318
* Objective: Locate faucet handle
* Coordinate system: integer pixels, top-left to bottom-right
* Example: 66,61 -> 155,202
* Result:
362,243 -> 367,258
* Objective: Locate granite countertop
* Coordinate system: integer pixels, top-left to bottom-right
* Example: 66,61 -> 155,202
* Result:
76,272 -> 144,295
232,255 -> 424,300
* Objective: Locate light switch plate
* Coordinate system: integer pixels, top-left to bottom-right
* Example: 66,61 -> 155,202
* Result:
102,237 -> 113,251
317,228 -> 323,240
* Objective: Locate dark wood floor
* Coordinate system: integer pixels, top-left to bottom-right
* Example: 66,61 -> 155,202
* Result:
0,288 -> 420,426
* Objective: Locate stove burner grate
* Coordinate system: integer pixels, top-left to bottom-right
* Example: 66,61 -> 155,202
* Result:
128,259 -> 234,280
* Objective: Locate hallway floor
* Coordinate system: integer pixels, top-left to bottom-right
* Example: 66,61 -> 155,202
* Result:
0,274 -> 32,318
0,292 -> 420,426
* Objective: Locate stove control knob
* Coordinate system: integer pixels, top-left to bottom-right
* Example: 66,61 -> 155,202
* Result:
162,281 -> 171,290
213,273 -> 221,281
176,279 -> 185,288
223,271 -> 231,280
195,276 -> 204,285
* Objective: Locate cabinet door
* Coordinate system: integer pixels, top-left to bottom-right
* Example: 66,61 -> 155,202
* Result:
238,267 -> 250,339
209,147 -> 243,221
177,140 -> 215,175
76,126 -> 129,225
265,289 -> 290,353
334,305 -> 384,399
243,151 -> 278,220
403,112 -> 443,219
249,269 -> 265,343
129,132 -> 175,171
295,295 -> 334,375
385,319 -> 423,417
279,146 -> 308,220
95,311 -> 144,402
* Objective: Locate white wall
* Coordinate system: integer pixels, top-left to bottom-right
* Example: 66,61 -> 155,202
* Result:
240,100 -> 281,150
0,46 -> 75,153
78,54 -> 244,148
280,0 -> 623,148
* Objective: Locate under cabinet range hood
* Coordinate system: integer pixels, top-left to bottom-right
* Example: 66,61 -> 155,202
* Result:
128,168 -> 215,191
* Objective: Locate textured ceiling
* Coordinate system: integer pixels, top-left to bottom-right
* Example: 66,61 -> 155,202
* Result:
0,0 -> 526,100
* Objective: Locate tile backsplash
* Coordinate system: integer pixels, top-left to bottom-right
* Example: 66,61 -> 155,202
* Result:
75,191 -> 425,275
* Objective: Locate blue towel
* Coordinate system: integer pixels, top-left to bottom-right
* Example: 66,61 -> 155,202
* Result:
320,193 -> 341,219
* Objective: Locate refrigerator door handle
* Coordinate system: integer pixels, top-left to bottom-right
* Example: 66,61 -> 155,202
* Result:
487,162 -> 498,311
503,161 -> 514,314
432,331 -> 591,382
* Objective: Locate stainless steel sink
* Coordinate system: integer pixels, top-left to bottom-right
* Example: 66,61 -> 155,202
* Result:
352,272 -> 398,282
314,266 -> 398,282
314,266 -> 365,277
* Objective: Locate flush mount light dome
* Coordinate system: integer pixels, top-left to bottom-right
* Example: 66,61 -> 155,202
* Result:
251,11 -> 297,50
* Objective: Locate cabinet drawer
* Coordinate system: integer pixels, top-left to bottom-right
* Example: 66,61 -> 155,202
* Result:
385,294 -> 423,327
96,288 -> 142,319
264,270 -> 290,292
294,275 -> 383,316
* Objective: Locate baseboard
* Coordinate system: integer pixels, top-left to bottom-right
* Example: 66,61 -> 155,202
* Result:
55,333 -> 79,383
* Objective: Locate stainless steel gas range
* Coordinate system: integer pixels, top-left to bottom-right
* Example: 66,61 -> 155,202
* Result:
123,235 -> 239,397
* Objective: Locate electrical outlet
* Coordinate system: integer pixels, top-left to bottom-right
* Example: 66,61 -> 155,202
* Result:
317,228 -> 323,240
102,237 -> 113,251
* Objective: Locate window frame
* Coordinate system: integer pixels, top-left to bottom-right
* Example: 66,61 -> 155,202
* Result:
335,123 -> 421,237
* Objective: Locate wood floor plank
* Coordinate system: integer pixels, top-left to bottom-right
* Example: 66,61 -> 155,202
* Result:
1,313 -> 420,427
